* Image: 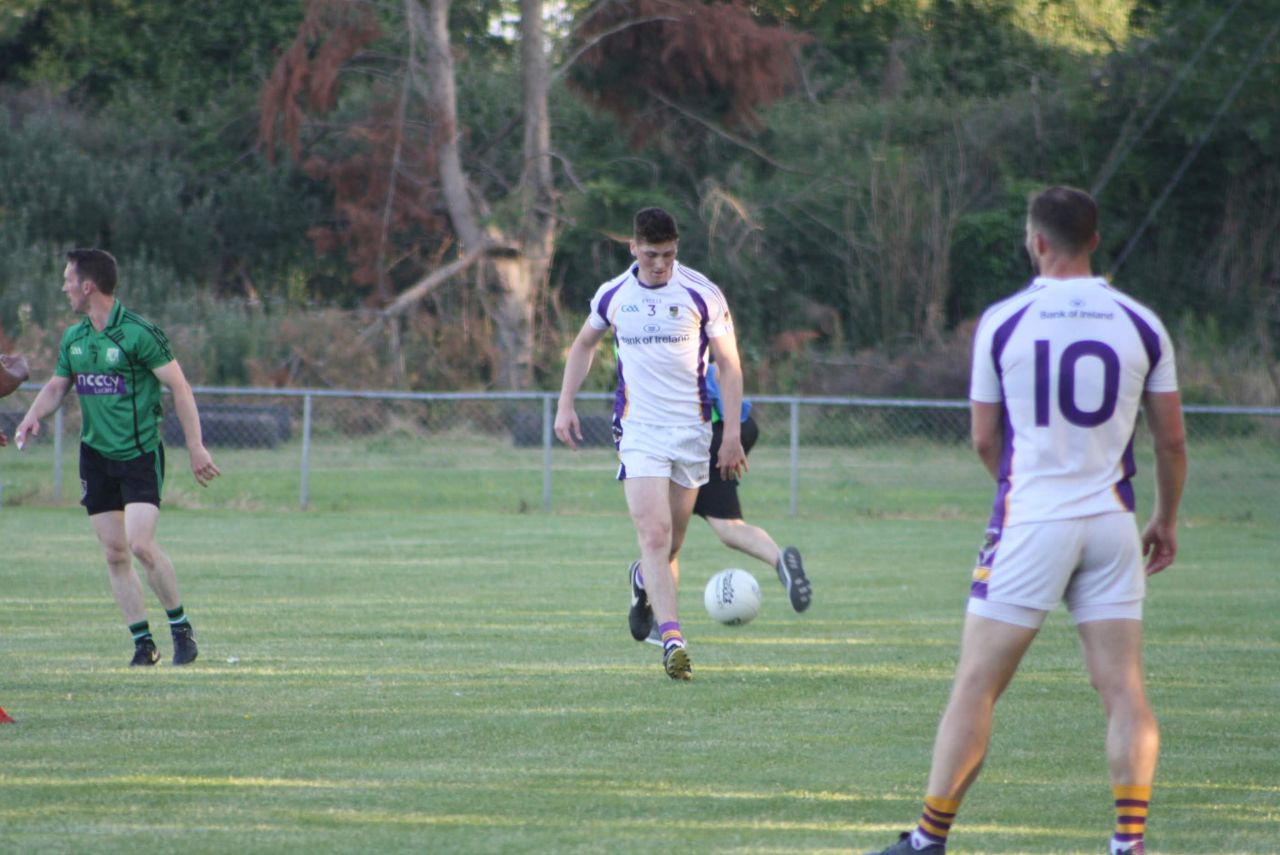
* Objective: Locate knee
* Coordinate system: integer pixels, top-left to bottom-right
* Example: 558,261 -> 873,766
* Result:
102,544 -> 132,570
636,524 -> 673,555
129,540 -> 157,567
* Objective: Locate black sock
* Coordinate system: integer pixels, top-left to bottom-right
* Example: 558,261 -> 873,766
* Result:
129,621 -> 153,645
166,605 -> 190,630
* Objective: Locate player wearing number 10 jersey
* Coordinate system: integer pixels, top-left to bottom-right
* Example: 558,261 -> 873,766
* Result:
864,187 -> 1187,855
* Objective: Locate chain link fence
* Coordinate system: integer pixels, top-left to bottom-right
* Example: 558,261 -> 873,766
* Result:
1,384 -> 1276,526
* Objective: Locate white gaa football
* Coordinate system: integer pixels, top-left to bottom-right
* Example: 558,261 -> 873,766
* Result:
704,568 -> 762,626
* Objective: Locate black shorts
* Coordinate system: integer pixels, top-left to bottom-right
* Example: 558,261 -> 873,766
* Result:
80,443 -> 165,515
692,416 -> 759,520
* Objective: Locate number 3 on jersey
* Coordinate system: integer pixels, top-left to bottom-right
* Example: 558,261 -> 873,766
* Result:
1034,339 -> 1120,428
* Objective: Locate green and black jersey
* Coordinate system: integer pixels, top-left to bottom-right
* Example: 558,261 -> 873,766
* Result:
55,301 -> 175,460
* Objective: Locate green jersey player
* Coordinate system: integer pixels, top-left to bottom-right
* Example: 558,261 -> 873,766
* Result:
16,249 -> 221,667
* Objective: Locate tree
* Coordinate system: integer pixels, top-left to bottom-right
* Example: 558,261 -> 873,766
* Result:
260,0 -> 555,389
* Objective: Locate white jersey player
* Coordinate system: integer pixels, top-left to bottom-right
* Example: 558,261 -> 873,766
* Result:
555,208 -> 746,681
866,186 -> 1187,855
587,259 -> 732,430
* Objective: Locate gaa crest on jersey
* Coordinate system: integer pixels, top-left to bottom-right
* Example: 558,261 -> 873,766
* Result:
106,347 -> 121,364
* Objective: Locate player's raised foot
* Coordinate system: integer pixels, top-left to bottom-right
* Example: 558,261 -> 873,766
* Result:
864,831 -> 944,855
130,639 -> 160,667
663,644 -> 691,681
171,623 -> 198,666
627,560 -> 653,641
776,546 -> 812,612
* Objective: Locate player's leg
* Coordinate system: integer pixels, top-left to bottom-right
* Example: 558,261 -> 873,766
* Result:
875,521 -> 1074,853
82,443 -> 159,665
624,477 -> 678,627
92,510 -> 145,623
705,515 -> 780,565
123,503 -> 198,665
872,613 -> 1038,854
926,613 -> 1038,799
625,476 -> 691,679
1078,619 -> 1157,855
666,478 -> 700,591
90,510 -> 158,666
123,502 -> 179,608
1067,514 -> 1154,854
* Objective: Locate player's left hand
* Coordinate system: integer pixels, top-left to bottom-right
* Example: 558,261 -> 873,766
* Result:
716,434 -> 747,481
189,444 -> 221,487
1140,518 -> 1177,576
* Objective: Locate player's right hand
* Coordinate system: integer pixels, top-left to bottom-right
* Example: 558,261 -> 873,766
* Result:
554,407 -> 582,450
13,416 -> 40,451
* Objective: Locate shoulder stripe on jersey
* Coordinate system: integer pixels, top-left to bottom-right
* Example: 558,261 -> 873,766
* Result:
596,281 -> 626,326
677,266 -> 726,302
990,302 -> 1033,380
121,310 -> 173,352
683,286 -> 710,326
1117,302 -> 1161,377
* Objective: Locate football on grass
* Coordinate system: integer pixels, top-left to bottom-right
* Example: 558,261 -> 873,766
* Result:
0,353 -> 29,399
704,568 -> 762,626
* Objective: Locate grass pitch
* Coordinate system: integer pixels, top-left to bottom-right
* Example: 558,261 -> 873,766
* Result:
0,446 -> 1277,853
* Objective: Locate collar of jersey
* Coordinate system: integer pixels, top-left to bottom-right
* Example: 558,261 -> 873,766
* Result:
104,299 -> 125,329
630,262 -> 678,290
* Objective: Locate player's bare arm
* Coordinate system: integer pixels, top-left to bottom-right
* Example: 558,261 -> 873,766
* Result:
970,400 -> 1005,480
14,375 -> 71,450
152,360 -> 220,487
555,321 -> 607,450
1140,390 -> 1187,575
708,331 -> 747,480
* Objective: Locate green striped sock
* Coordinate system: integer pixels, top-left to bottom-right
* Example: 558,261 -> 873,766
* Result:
166,605 -> 189,628
129,621 -> 153,643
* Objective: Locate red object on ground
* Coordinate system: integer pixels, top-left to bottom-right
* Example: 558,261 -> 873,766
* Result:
0,706 -> 15,724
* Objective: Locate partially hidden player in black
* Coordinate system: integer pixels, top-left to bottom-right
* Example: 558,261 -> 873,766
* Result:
629,358 -> 812,645
16,249 -> 221,667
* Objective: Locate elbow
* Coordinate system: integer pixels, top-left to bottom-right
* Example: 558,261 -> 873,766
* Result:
1156,433 -> 1188,461
972,435 -> 998,461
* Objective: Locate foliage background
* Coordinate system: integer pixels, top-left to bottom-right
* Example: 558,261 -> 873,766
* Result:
1,0 -> 1277,402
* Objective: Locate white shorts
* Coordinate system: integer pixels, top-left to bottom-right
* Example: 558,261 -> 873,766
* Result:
967,512 -> 1145,629
615,420 -> 712,489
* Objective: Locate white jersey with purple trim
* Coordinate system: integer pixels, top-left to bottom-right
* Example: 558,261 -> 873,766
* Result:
587,260 -> 732,426
970,276 -> 1177,527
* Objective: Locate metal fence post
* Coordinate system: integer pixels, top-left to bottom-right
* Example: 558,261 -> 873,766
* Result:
299,393 -> 313,510
53,407 -> 64,502
542,395 -> 553,512
789,398 -> 799,517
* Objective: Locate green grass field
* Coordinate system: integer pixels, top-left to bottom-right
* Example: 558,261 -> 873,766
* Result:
1,441 -> 1277,853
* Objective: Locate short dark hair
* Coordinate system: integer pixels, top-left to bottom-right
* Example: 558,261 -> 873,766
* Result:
1028,186 -> 1098,255
66,248 -> 119,295
633,208 -> 679,244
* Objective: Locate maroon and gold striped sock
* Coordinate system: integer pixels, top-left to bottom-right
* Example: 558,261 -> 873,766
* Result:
1111,784 -> 1150,852
659,621 -> 684,652
911,794 -> 960,849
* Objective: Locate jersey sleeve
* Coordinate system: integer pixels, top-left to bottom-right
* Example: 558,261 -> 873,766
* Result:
702,288 -> 733,339
968,309 -> 1004,403
587,281 -> 617,331
1145,316 -> 1178,393
135,326 -> 176,370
